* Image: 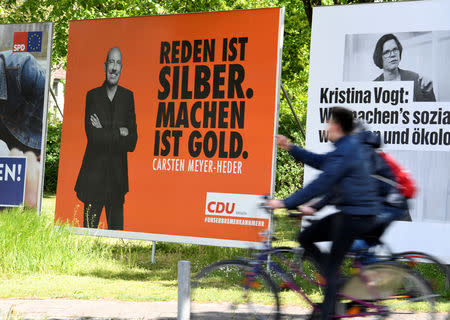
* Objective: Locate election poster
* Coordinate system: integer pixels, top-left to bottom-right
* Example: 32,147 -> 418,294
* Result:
0,23 -> 53,212
55,8 -> 284,248
307,1 -> 450,262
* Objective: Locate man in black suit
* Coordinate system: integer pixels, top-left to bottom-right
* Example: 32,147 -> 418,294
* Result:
75,47 -> 137,230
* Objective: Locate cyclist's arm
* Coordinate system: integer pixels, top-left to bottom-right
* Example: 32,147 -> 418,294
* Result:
310,194 -> 333,211
289,145 -> 326,170
284,151 -> 348,209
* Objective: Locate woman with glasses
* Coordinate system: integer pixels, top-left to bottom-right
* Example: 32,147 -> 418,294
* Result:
373,33 -> 436,102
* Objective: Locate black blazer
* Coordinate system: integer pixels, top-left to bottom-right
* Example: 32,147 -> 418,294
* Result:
75,83 -> 137,203
374,68 -> 436,102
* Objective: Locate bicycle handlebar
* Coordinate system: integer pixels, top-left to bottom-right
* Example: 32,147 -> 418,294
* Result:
259,196 -> 310,220
287,211 -> 306,219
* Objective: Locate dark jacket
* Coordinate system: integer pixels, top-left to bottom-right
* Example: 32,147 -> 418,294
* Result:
312,131 -> 409,212
75,83 -> 137,203
283,135 -> 379,215
374,68 -> 436,102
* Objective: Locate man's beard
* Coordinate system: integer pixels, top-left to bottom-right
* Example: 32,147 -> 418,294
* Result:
106,73 -> 120,87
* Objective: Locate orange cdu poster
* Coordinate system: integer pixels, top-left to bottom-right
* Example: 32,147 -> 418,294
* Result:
55,8 -> 284,247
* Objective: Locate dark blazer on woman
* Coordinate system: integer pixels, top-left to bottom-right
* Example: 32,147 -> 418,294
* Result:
374,68 -> 436,102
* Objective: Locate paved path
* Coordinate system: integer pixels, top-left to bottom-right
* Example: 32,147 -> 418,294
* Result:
0,299 -> 447,319
0,299 -> 179,319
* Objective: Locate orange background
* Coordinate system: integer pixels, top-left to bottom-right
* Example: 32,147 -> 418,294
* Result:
55,8 -> 282,244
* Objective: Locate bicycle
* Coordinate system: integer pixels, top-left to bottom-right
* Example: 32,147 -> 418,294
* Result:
190,204 -> 440,319
277,212 -> 446,319
290,208 -> 449,296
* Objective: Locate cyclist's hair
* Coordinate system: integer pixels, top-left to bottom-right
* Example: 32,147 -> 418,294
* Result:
330,107 -> 354,134
373,34 -> 403,69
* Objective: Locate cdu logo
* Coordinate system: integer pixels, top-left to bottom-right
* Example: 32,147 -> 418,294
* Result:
207,201 -> 236,214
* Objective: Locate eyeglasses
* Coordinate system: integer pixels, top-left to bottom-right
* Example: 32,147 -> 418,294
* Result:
382,48 -> 399,58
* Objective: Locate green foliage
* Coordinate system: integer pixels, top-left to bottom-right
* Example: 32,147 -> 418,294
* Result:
0,207 -> 112,274
44,119 -> 62,194
0,203 -> 248,284
275,149 -> 303,199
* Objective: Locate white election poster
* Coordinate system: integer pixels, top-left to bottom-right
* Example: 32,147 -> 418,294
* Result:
307,1 -> 450,263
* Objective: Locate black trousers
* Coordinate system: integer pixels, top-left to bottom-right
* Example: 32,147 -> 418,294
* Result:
298,212 -> 376,320
83,202 -> 124,230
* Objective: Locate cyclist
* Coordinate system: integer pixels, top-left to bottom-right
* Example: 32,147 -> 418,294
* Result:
266,107 -> 380,320
308,125 -> 411,263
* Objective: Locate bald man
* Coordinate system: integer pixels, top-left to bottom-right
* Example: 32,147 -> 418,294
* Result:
75,47 -> 138,230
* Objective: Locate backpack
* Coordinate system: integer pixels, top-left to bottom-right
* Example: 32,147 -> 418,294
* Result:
377,152 -> 417,198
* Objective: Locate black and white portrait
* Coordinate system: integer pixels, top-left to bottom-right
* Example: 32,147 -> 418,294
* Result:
342,31 -> 450,102
75,46 -> 138,230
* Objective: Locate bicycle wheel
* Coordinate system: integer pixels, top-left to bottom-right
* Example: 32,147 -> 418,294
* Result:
338,261 -> 437,319
191,259 -> 281,320
268,247 -> 324,303
393,251 -> 450,292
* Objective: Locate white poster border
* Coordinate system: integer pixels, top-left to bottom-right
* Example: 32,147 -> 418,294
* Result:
69,226 -> 265,249
38,22 -> 54,214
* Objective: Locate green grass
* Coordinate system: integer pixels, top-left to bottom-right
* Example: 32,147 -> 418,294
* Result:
0,197 -> 248,301
0,197 -> 448,314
